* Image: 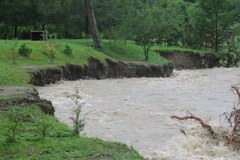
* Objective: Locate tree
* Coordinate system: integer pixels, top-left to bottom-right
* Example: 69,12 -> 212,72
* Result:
85,0 -> 103,49
121,5 -> 156,61
196,0 -> 238,52
0,0 -> 29,38
153,0 -> 185,46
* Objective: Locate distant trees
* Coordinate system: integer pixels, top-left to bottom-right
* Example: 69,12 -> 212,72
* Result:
0,0 -> 239,61
195,0 -> 238,52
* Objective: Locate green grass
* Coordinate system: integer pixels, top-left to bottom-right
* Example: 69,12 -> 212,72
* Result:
100,40 -> 169,63
0,105 -> 144,160
0,39 -> 170,86
152,45 -> 214,56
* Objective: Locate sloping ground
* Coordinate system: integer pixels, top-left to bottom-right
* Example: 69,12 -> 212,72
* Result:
0,106 -> 144,160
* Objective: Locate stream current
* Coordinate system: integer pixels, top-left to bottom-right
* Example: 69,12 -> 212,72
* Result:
37,67 -> 240,160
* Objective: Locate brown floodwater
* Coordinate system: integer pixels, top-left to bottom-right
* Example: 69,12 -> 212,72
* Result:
37,67 -> 240,160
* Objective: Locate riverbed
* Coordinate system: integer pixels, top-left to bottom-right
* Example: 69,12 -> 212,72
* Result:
37,67 -> 240,160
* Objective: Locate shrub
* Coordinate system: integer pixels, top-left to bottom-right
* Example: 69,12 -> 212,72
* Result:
63,44 -> 73,56
219,38 -> 240,67
70,90 -> 85,136
42,34 -> 60,63
42,42 -> 57,63
18,44 -> 32,57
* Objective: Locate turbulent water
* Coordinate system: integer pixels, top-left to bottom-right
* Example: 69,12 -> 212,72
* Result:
37,67 -> 240,160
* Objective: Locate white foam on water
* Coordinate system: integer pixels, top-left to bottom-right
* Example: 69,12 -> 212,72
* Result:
147,124 -> 240,160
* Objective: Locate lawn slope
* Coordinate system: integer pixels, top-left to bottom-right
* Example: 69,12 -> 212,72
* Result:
0,105 -> 144,160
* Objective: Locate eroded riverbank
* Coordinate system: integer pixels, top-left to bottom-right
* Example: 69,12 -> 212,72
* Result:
37,67 -> 240,159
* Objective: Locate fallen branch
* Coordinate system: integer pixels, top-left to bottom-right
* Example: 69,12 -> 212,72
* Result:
170,114 -> 214,135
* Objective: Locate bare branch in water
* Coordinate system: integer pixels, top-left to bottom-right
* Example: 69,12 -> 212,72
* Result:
170,114 -> 214,135
171,84 -> 240,145
227,85 -> 240,143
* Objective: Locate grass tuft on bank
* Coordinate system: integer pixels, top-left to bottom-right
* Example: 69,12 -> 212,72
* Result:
0,105 -> 144,160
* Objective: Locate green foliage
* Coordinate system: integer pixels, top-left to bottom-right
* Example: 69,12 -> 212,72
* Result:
152,0 -> 185,46
63,44 -> 73,56
220,38 -> 240,67
0,0 -> 239,60
120,3 -> 156,61
119,0 -> 187,61
42,35 -> 60,63
194,0 -> 239,51
70,90 -> 85,135
18,44 -> 32,57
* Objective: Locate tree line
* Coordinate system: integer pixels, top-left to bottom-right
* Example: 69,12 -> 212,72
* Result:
0,0 -> 240,62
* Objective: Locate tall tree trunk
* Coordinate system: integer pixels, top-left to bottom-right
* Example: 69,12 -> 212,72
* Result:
14,25 -> 18,39
41,22 -> 45,30
85,15 -> 90,35
215,12 -> 219,52
84,1 -> 90,35
85,0 -> 103,49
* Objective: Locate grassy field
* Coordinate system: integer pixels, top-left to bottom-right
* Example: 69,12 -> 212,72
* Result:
0,105 -> 144,160
0,39 -> 170,86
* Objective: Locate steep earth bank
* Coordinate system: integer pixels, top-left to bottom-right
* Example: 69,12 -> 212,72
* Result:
0,87 -> 54,115
29,57 -> 174,86
157,50 -> 219,69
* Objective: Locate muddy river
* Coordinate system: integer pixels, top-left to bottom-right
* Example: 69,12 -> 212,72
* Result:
37,67 -> 240,160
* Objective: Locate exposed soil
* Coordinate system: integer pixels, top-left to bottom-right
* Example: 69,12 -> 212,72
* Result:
0,87 -> 54,115
28,57 -> 174,86
157,50 -> 220,69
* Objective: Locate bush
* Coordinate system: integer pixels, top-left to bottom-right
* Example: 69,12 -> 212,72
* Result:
219,38 -> 240,67
42,35 -> 60,63
63,44 -> 73,56
18,44 -> 32,57
70,90 -> 85,136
